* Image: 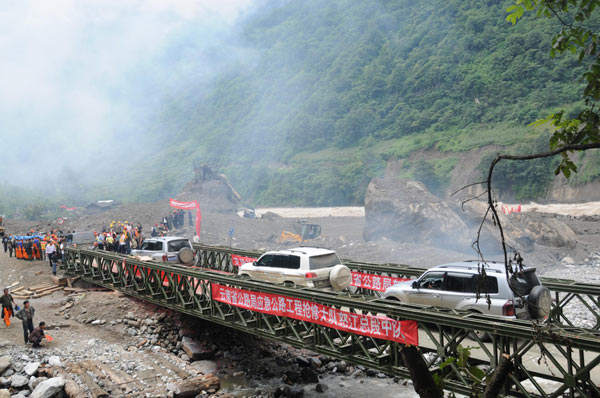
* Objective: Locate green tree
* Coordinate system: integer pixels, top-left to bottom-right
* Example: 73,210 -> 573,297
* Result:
480,0 -> 600,276
506,0 -> 600,176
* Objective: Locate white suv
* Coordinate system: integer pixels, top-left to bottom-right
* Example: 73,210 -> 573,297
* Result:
131,237 -> 197,266
382,261 -> 552,321
239,247 -> 351,291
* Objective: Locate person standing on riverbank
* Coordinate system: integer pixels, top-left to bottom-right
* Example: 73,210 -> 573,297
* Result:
1,288 -> 16,327
16,300 -> 35,344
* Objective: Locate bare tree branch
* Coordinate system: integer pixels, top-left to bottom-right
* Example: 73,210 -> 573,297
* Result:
450,180 -> 487,197
486,142 -> 600,285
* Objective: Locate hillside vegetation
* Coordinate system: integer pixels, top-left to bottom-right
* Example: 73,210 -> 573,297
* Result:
130,0 -> 599,206
9,0 -> 600,217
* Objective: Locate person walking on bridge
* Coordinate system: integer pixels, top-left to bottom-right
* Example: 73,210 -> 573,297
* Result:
2,236 -> 8,253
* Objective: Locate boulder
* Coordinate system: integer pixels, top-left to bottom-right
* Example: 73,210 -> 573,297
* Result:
516,215 -> 577,248
190,360 -> 217,375
29,376 -> 47,391
363,178 -> 470,247
181,337 -> 214,361
24,362 -> 40,376
450,196 -> 577,254
450,197 -> 523,254
10,374 -> 29,388
63,379 -> 80,397
0,389 -> 8,398
30,377 -> 65,398
0,357 -> 10,374
171,375 -> 219,398
300,367 -> 319,383
1,369 -> 13,378
308,357 -> 322,369
47,357 -> 62,368
315,383 -> 328,393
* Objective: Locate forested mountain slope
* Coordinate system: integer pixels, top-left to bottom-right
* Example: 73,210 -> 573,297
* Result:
113,0 -> 600,205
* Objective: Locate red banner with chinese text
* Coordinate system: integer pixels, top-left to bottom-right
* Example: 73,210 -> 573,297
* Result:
169,199 -> 201,238
231,254 -> 258,267
212,283 -> 418,345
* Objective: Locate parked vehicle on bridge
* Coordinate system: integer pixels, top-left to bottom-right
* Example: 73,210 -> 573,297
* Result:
382,261 -> 552,326
65,231 -> 96,248
0,214 -> 5,236
239,247 -> 351,291
131,236 -> 197,266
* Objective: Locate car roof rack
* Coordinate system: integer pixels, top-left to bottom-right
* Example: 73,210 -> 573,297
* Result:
435,262 -> 505,274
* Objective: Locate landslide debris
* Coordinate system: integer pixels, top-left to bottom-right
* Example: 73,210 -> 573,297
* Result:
363,177 -> 470,248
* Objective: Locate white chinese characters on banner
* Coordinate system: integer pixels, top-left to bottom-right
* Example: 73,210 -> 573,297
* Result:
350,271 -> 410,292
212,283 -> 418,345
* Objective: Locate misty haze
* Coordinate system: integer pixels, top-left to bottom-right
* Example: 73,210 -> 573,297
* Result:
1,1 -> 600,397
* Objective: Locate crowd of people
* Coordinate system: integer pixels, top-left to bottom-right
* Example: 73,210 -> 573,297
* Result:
0,211 -> 198,347
2,233 -> 63,275
153,209 -> 194,236
92,221 -> 144,254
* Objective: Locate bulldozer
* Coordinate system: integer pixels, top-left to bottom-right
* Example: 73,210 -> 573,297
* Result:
278,222 -> 321,243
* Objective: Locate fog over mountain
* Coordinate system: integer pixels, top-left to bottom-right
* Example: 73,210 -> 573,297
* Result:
0,0 -> 254,192
1,0 -> 599,215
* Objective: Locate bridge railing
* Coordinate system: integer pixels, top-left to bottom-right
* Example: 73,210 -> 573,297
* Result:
193,244 -> 600,330
64,247 -> 600,398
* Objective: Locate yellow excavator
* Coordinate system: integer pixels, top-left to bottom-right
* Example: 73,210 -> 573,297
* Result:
278,222 -> 321,243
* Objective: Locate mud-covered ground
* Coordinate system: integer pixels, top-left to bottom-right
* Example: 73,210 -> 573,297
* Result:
7,199 -> 599,269
2,201 -> 599,397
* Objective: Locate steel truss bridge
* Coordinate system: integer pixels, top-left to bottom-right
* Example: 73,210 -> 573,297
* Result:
62,245 -> 600,398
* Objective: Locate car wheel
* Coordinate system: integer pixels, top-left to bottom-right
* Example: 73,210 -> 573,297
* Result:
240,274 -> 250,280
178,247 -> 195,264
329,265 -> 352,291
283,281 -> 295,288
526,286 -> 552,320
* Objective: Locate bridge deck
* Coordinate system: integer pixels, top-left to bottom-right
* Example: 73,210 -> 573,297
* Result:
63,247 -> 600,398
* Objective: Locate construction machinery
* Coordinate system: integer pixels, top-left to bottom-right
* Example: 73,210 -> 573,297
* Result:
278,222 -> 321,243
0,215 -> 5,236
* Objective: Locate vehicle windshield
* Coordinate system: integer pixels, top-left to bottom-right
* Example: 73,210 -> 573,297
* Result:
141,241 -> 163,251
168,240 -> 191,252
509,269 -> 541,296
309,253 -> 341,270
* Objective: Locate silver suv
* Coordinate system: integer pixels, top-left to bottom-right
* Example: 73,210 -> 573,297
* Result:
239,247 -> 352,291
382,261 -> 551,322
131,237 -> 197,266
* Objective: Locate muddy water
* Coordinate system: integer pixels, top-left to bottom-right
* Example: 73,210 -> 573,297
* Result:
255,207 -> 365,218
